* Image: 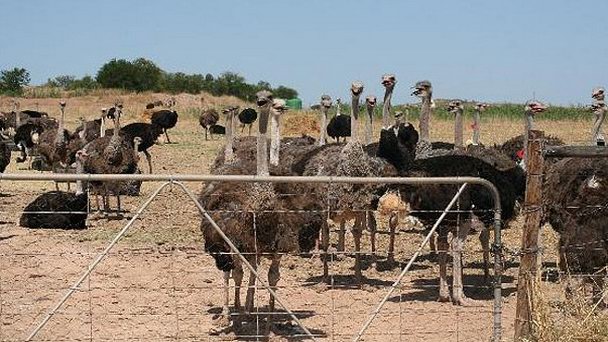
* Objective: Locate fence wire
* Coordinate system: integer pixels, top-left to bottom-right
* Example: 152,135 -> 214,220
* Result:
0,175 -> 504,342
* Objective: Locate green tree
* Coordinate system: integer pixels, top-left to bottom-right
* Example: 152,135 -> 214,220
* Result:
96,58 -> 162,91
0,67 -> 30,95
273,85 -> 298,99
46,75 -> 75,88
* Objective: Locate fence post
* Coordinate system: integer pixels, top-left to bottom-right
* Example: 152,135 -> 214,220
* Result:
514,129 -> 545,340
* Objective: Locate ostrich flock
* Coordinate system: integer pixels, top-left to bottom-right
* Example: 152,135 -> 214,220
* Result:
1,77 -> 608,332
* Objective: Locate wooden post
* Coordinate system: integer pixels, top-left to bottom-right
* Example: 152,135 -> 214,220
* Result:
514,130 -> 545,340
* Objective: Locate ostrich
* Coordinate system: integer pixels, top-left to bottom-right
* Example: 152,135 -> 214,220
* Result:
238,107 -> 258,136
199,108 -> 220,140
381,74 -> 396,128
591,86 -> 606,144
412,80 -> 433,143
318,95 -> 332,146
19,150 -> 88,229
326,98 -> 351,143
37,102 -> 73,178
364,95 -> 377,145
200,90 -> 319,333
150,105 -> 179,144
81,106 -> 139,213
0,133 -> 10,173
14,123 -> 44,167
108,119 -> 163,173
72,108 -> 109,143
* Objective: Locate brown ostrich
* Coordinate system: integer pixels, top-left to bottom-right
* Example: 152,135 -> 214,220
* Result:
471,102 -> 490,145
412,80 -> 433,142
81,105 -> 139,213
200,91 -> 321,333
37,101 -> 74,189
199,108 -> 220,140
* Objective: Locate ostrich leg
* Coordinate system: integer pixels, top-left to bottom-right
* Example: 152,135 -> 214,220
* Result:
437,232 -> 451,302
266,255 -> 281,334
322,220 -> 330,281
387,213 -> 398,265
352,214 -> 364,283
205,128 -> 208,141
244,257 -> 258,312
164,129 -> 172,144
143,150 -> 153,174
210,271 -> 232,333
452,219 -> 483,306
368,211 -> 377,256
477,225 -> 491,283
337,219 -> 346,252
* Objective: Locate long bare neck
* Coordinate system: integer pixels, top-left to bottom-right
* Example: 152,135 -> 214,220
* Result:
100,116 -> 106,138
270,113 -> 281,166
351,95 -> 360,142
524,112 -> 534,163
592,108 -> 606,143
319,108 -> 328,146
420,95 -> 432,142
365,106 -> 374,145
454,109 -> 463,149
257,105 -> 270,176
55,107 -> 66,145
224,112 -> 234,163
382,88 -> 393,128
472,110 -> 481,145
75,158 -> 85,195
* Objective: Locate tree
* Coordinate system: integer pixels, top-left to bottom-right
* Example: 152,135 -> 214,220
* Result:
0,67 -> 30,95
96,58 -> 162,92
46,75 -> 76,88
273,85 -> 298,99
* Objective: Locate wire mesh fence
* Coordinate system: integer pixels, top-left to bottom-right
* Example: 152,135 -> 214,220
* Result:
0,174 -> 505,341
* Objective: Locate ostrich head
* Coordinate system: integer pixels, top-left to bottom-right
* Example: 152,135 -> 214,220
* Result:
524,100 -> 547,116
381,74 -> 396,90
351,81 -> 364,97
475,102 -> 490,112
256,90 -> 273,107
133,136 -> 143,147
592,87 -> 605,101
222,106 -> 239,115
59,101 -> 66,109
320,95 -> 332,109
271,99 -> 288,113
101,108 -> 108,117
366,96 -> 377,109
411,80 -> 433,98
446,100 -> 464,115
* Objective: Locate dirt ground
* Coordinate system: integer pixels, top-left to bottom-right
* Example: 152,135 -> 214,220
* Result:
0,98 -> 590,341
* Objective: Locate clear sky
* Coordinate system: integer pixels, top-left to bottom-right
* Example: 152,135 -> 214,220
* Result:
1,0 -> 607,106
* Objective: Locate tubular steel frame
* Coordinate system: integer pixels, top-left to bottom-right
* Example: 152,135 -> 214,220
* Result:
0,173 -> 503,342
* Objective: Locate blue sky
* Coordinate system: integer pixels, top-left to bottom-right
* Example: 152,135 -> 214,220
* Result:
1,1 -> 607,106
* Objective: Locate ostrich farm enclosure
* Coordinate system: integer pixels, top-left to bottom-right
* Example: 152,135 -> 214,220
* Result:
0,93 -> 595,341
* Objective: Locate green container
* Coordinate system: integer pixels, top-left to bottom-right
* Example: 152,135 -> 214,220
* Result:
286,98 -> 302,110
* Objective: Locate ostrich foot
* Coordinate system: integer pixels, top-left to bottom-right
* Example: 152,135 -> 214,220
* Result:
438,293 -> 452,303
209,314 -> 232,335
453,294 -> 484,307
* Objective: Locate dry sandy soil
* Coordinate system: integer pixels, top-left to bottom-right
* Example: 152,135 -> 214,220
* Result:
0,96 -> 593,341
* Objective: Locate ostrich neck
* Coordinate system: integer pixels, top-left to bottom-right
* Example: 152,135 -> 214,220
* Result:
420,95 -> 432,142
472,110 -> 481,145
351,94 -> 360,142
224,112 -> 234,164
523,112 -> 534,163
257,105 -> 270,176
454,109 -> 464,149
319,108 -> 327,146
592,108 -> 606,142
55,108 -> 66,145
75,158 -> 85,195
365,106 -> 374,145
270,114 -> 281,166
100,116 -> 106,138
382,88 -> 393,128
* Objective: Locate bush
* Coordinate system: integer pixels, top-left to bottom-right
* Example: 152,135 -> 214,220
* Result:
96,58 -> 162,92
0,67 -> 30,95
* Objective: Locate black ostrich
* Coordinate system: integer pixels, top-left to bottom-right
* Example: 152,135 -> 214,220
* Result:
0,133 -> 11,173
19,150 -> 88,229
199,108 -> 220,140
151,109 -> 178,143
238,107 -> 257,136
106,122 -> 162,173
326,98 -> 351,143
14,123 -> 44,167
209,124 -> 226,136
